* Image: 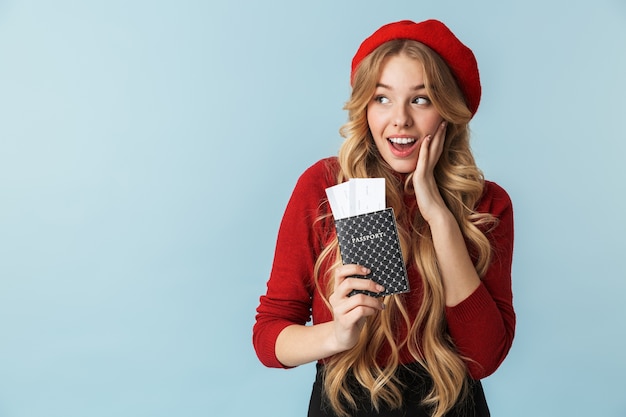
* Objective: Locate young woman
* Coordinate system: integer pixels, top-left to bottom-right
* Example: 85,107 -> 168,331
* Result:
253,19 -> 515,417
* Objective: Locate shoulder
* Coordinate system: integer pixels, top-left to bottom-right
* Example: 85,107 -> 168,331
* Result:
476,181 -> 514,252
482,181 -> 511,203
280,158 -> 338,236
477,180 -> 513,217
294,157 -> 339,190
283,157 -> 339,212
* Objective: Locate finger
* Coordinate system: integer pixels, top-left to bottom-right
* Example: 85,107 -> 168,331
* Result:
414,134 -> 432,178
342,277 -> 385,296
416,122 -> 447,178
341,303 -> 384,325
430,121 -> 447,164
333,264 -> 371,292
434,119 -> 447,138
334,293 -> 386,321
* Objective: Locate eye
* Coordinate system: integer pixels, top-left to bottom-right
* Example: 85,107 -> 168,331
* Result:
413,96 -> 431,105
374,95 -> 390,104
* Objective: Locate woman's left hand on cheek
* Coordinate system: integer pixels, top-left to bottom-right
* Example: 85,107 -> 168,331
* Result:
413,121 -> 449,223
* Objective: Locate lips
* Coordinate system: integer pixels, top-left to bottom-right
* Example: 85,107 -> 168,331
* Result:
387,136 -> 419,157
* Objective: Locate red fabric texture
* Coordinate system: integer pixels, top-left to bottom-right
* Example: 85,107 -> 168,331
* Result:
253,157 -> 515,379
351,19 -> 481,116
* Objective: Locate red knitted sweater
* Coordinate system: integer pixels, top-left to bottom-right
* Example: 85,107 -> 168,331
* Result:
253,157 -> 515,379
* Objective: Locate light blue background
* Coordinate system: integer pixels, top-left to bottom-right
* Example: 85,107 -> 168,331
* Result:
1,1 -> 625,416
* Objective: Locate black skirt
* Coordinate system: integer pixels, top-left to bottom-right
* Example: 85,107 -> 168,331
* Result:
308,363 -> 490,417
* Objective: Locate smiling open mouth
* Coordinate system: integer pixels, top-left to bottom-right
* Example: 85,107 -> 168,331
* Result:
388,137 -> 418,154
389,137 -> 415,145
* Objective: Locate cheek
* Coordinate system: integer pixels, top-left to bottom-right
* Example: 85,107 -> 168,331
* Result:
425,114 -> 445,133
371,135 -> 387,155
366,109 -> 384,135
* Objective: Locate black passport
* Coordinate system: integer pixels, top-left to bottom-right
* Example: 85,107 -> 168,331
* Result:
334,208 -> 409,297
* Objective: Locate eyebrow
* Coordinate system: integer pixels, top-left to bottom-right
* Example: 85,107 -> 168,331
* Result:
376,83 -> 426,91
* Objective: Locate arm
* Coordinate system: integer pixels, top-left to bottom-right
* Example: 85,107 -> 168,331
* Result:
412,121 -> 482,306
412,123 -> 515,378
275,265 -> 385,367
253,159 -> 384,368
429,211 -> 482,307
445,186 -> 515,378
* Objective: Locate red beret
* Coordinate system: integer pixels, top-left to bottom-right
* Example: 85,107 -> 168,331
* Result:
351,19 -> 481,116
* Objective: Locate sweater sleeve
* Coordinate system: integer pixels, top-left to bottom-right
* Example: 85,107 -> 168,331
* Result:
252,159 -> 336,368
445,181 -> 516,379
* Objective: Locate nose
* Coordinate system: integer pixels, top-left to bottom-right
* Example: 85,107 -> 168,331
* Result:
393,104 -> 413,127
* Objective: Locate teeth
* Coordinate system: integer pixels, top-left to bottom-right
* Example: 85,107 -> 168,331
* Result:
388,137 -> 416,145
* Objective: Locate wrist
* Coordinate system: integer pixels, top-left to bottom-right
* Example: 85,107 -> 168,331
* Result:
425,208 -> 456,229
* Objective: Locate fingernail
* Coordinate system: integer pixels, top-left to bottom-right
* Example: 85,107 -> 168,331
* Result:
441,121 -> 447,127
380,302 -> 386,310
362,267 -> 371,275
376,284 -> 384,292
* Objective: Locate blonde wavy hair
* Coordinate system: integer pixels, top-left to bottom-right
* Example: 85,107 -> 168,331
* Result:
313,40 -> 496,417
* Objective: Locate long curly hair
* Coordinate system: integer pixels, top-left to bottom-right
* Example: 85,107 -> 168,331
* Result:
313,39 -> 496,417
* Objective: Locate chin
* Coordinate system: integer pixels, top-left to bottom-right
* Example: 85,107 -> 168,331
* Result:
388,160 -> 417,174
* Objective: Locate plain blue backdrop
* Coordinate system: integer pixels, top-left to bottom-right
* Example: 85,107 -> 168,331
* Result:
1,0 -> 625,416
